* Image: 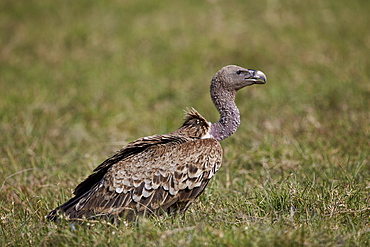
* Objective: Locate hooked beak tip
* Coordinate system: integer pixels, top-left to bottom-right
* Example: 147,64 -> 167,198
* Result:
254,70 -> 267,84
247,69 -> 267,84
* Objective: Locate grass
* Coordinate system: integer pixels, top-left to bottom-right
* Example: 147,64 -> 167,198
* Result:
0,0 -> 369,246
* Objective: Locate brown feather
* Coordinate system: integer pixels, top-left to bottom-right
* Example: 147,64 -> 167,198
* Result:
46,109 -> 222,221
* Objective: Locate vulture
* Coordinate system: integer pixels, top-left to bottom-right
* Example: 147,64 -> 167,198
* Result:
47,65 -> 266,221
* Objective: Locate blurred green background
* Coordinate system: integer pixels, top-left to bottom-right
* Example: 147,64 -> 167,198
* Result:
1,0 -> 369,246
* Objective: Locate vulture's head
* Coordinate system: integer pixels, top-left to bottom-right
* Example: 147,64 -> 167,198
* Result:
211,65 -> 266,93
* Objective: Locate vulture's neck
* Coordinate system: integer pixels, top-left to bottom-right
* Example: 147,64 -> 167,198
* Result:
209,81 -> 240,142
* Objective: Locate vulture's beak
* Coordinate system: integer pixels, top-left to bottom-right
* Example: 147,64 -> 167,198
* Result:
247,69 -> 267,84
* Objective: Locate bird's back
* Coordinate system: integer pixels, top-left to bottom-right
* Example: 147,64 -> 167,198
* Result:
47,109 -> 222,221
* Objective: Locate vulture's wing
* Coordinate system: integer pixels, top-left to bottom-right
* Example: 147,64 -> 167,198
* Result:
48,136 -> 222,220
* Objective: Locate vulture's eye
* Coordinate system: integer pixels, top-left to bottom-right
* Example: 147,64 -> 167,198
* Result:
236,70 -> 242,75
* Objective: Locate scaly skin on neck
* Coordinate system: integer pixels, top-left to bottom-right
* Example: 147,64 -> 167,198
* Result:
209,77 -> 241,142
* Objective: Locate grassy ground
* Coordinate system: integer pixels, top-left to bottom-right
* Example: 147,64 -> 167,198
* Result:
1,0 -> 369,246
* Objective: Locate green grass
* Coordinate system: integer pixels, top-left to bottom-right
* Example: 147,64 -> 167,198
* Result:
1,0 -> 369,246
